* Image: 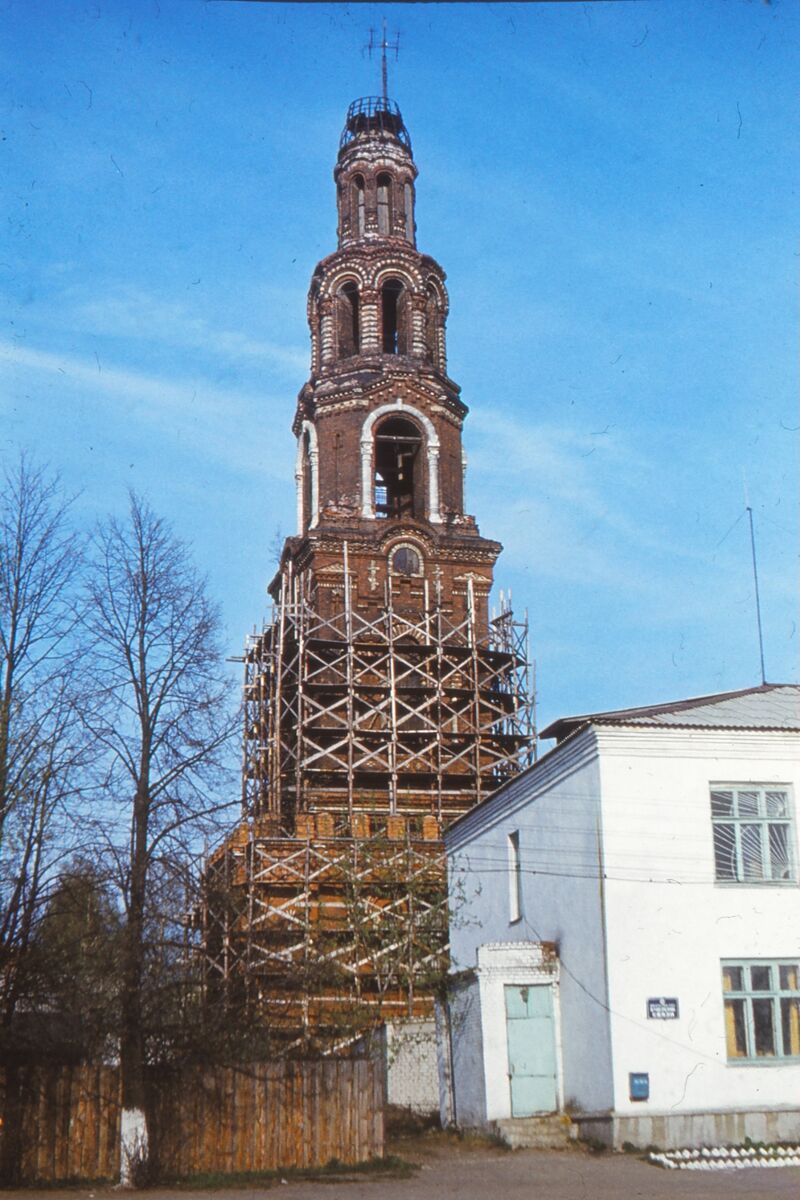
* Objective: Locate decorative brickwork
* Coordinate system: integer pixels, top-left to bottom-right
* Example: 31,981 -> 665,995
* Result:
202,96 -> 534,1052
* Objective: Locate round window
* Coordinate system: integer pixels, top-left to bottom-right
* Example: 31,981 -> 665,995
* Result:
391,546 -> 421,576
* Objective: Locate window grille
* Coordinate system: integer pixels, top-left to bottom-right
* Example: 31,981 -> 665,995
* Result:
710,785 -> 793,883
722,960 -> 800,1061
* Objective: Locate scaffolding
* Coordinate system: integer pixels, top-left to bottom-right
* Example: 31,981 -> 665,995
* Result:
201,827 -> 448,1053
201,561 -> 534,1052
243,564 -> 533,827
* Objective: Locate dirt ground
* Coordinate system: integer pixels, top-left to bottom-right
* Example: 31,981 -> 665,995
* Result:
4,1130 -> 800,1200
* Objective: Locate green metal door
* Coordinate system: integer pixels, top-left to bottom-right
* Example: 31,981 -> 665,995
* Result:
505,984 -> 557,1116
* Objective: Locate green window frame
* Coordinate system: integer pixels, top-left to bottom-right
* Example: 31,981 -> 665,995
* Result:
722,960 -> 800,1062
710,784 -> 794,883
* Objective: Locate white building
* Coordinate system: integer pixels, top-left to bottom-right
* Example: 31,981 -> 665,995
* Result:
440,684 -> 800,1149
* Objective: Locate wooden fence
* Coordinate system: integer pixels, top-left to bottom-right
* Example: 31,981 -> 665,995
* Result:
0,1060 -> 384,1184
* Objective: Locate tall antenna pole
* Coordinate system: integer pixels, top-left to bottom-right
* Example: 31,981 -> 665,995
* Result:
380,18 -> 388,100
743,476 -> 767,685
366,20 -> 400,100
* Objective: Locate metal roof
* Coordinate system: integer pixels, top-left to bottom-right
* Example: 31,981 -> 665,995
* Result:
540,683 -> 800,743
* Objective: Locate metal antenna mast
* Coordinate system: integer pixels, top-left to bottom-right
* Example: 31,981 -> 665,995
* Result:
366,19 -> 400,100
743,476 -> 767,685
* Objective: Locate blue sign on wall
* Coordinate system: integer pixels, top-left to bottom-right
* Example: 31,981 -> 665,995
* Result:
629,1073 -> 649,1101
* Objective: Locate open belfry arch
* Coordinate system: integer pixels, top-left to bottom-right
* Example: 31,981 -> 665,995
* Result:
201,88 -> 535,1052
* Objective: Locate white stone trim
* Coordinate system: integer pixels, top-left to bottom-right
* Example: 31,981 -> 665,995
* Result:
295,420 -> 319,533
360,399 -> 441,523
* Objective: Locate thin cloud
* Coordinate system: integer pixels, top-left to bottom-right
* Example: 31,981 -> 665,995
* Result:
466,407 -> 712,598
0,340 -> 293,481
72,288 -> 309,374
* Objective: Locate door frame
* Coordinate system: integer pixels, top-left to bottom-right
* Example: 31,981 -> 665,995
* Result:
504,981 -> 560,1116
474,943 -> 564,1122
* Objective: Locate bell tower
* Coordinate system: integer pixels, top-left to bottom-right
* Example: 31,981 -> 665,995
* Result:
291,94 -> 494,629
204,93 -> 534,1051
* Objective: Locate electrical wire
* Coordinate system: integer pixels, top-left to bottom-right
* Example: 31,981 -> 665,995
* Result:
515,914 -> 752,1070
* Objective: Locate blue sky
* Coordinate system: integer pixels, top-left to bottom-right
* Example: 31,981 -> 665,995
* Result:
3,0 -> 798,733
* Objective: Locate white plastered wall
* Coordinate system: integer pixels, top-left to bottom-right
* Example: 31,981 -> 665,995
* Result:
597,725 -> 800,1117
447,732 -> 614,1117
446,975 -> 486,1127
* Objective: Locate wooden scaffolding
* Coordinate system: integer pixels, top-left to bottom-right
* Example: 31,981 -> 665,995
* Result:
201,563 -> 534,1052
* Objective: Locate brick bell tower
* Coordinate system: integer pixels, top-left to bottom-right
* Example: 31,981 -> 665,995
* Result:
203,95 -> 534,1052
294,95 -> 489,621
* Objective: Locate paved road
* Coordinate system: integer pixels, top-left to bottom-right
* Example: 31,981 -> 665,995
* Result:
5,1137 -> 800,1200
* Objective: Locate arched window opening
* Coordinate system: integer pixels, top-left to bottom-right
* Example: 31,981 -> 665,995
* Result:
381,278 -> 409,355
351,175 -> 366,237
404,182 -> 414,241
377,173 -> 393,236
302,431 -> 312,530
336,281 -> 360,358
390,544 -> 422,576
374,416 -> 423,519
424,287 -> 439,366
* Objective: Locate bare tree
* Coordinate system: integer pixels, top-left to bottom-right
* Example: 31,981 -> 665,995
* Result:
0,455 -> 86,1040
81,493 -> 238,1185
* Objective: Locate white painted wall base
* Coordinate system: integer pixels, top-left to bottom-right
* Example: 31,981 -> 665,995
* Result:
119,1107 -> 148,1187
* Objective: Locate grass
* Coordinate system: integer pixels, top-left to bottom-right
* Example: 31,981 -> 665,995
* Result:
1,1155 -> 416,1192
385,1110 -> 511,1158
160,1154 -> 417,1190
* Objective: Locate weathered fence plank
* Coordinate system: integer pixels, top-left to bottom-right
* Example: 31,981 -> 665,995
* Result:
0,1060 -> 384,1185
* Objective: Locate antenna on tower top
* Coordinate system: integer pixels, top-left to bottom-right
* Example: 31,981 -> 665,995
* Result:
743,472 -> 767,685
366,19 -> 400,100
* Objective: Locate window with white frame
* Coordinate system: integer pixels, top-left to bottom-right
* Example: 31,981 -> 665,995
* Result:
722,960 -> 800,1061
710,785 -> 793,883
508,830 -> 522,923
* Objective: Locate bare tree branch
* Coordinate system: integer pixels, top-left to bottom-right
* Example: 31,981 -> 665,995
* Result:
0,454 -> 87,1033
80,491 -> 239,1184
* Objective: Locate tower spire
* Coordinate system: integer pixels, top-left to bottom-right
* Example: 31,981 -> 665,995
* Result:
366,20 -> 400,100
